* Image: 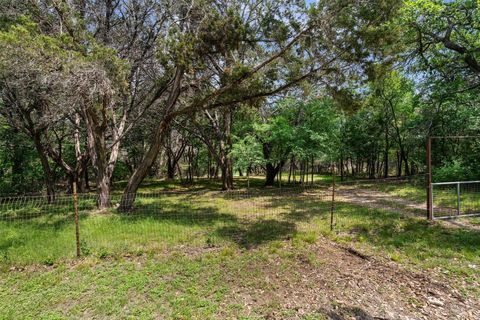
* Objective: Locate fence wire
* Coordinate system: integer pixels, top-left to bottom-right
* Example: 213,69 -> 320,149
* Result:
2,181 -> 475,266
432,181 -> 480,219
0,186 -> 335,265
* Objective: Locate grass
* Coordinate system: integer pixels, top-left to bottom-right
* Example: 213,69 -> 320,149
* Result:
1,179 -> 479,318
330,203 -> 480,296
356,178 -> 480,218
0,187 -> 330,265
0,240 -> 360,319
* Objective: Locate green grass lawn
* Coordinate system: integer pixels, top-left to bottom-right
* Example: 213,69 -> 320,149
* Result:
356,179 -> 480,218
1,180 -> 479,318
0,187 -> 331,265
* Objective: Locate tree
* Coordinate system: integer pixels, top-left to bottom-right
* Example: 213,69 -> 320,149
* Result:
0,0 -> 405,204
255,98 -> 340,185
230,135 -> 264,188
0,1 -> 162,207
402,0 -> 480,86
368,71 -> 417,176
118,0 -> 358,209
0,21 -> 74,201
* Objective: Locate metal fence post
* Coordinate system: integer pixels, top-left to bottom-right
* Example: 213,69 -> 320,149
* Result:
73,181 -> 81,257
457,182 -> 461,216
427,137 -> 433,220
431,184 -> 434,219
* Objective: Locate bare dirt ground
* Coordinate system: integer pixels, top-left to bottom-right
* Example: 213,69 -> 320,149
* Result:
226,239 -> 479,319
336,185 -> 480,231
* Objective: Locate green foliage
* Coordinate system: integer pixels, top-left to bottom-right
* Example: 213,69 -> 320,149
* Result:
230,135 -> 264,173
1,0 -> 480,194
0,120 -> 44,194
253,97 -> 341,166
400,0 -> 480,83
433,159 -> 474,182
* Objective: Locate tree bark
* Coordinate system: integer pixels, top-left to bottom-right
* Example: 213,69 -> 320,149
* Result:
84,105 -> 112,209
166,156 -> 176,180
120,117 -> 172,210
384,121 -> 389,178
265,162 -> 282,186
32,133 -> 55,202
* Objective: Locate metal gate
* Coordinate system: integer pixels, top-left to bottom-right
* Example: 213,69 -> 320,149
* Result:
431,180 -> 480,220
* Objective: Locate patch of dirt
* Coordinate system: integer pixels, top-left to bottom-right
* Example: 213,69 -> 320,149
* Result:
224,239 -> 480,319
336,186 -> 480,231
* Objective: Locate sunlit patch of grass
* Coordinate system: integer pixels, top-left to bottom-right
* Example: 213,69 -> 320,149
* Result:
371,183 -> 426,203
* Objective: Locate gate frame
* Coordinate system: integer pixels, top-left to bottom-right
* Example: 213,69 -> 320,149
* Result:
427,135 -> 480,220
431,180 -> 480,220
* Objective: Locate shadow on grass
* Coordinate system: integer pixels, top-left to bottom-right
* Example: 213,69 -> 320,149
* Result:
2,181 -> 479,268
113,200 -> 238,226
216,219 -> 296,249
113,176 -> 333,193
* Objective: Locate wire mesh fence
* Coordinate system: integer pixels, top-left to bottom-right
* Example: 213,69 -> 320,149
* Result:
0,186 -> 336,265
2,180 -> 476,266
431,181 -> 480,219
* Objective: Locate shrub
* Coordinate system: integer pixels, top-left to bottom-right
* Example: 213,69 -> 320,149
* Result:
433,159 -> 474,182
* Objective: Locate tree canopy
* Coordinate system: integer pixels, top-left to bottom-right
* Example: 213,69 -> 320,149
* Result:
0,0 -> 479,208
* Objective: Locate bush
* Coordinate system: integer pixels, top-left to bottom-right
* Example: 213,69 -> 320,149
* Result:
433,160 -> 474,182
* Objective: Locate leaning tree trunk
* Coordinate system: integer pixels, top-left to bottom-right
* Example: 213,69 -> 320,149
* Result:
119,68 -> 183,211
32,133 -> 55,203
119,116 -> 173,211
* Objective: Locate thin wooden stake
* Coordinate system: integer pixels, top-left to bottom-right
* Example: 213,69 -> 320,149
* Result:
73,181 -> 81,257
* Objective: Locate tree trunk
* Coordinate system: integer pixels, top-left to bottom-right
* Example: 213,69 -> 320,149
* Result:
227,158 -> 234,189
220,157 -> 234,190
311,156 -> 314,185
384,122 -> 389,178
403,151 -> 409,176
85,112 -> 111,209
166,155 -> 176,180
288,157 -> 294,183
32,133 -> 55,202
396,151 -> 402,177
120,117 -> 172,210
221,164 -> 229,190
265,162 -> 279,186
220,107 -> 234,190
84,167 -> 90,191
118,68 -> 183,211
340,154 -> 344,181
